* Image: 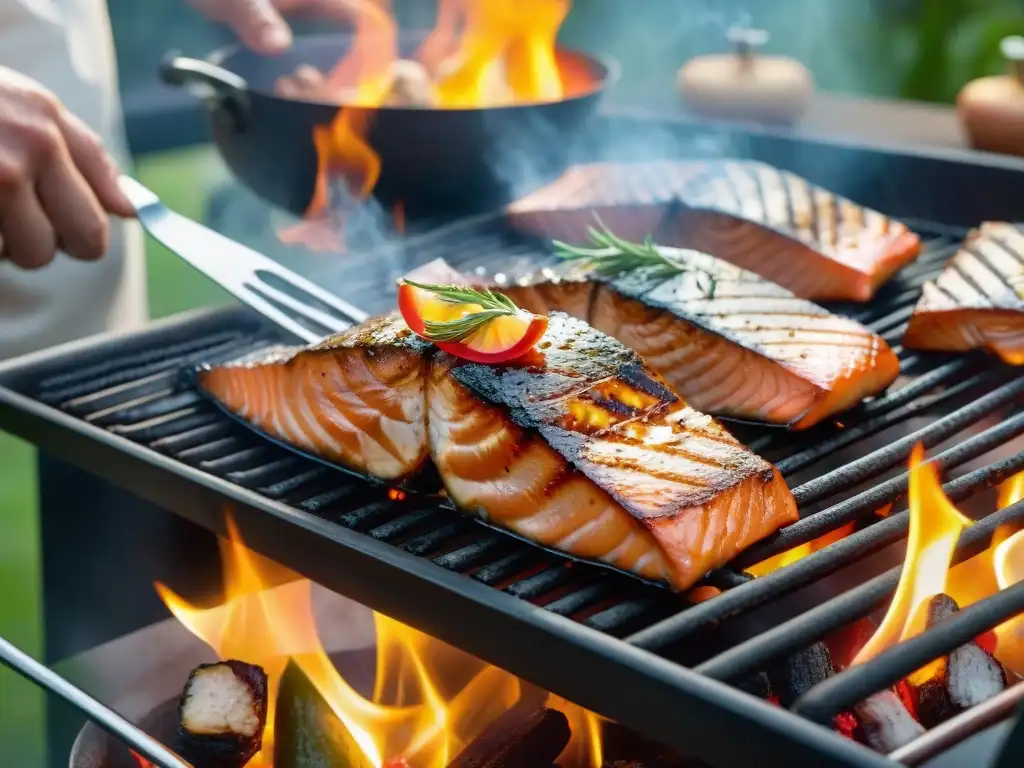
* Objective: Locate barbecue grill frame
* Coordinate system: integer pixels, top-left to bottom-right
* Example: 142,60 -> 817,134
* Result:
4,118 -> 1024,767
0,308 -> 893,768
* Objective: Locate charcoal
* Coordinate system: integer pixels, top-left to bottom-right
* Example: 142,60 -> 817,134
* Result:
947,640 -> 1007,710
853,689 -> 924,753
733,670 -> 772,700
176,660 -> 268,768
766,642 -> 835,708
446,703 -> 569,768
914,678 -> 954,729
926,593 -> 959,625
912,593 -> 1007,727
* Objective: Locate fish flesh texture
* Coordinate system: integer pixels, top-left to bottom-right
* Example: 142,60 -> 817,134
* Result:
198,312 -> 797,590
506,159 -> 921,302
196,315 -> 431,481
491,249 -> 900,430
903,222 -> 1024,364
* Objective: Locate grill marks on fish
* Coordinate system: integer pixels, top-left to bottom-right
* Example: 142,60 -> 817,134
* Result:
196,315 -> 431,481
199,312 -> 797,591
903,222 -> 1024,364
500,250 -> 899,429
505,159 -> 920,302
432,314 -> 796,589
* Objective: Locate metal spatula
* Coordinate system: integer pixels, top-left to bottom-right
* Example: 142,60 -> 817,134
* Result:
118,177 -> 368,343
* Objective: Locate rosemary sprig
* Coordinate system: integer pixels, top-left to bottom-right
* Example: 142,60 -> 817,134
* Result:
402,280 -> 520,343
552,217 -> 717,298
1011,274 -> 1024,301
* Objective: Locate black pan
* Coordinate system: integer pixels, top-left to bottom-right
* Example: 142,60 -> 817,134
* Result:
162,33 -> 614,218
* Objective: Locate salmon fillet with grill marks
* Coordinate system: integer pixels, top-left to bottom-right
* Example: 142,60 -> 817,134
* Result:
487,248 -> 900,430
506,159 -> 920,302
198,310 -> 797,590
903,222 -> 1024,365
428,312 -> 797,590
196,315 -> 431,482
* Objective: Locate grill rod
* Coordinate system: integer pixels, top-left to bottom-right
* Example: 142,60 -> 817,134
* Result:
889,681 -> 1024,766
0,635 -> 193,768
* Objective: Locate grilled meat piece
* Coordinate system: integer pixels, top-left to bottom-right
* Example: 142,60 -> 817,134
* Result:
498,249 -> 899,430
506,161 -> 693,245
428,312 -> 797,590
506,160 -> 920,302
199,313 -> 797,590
176,661 -> 268,768
196,315 -> 431,482
903,222 -> 1024,364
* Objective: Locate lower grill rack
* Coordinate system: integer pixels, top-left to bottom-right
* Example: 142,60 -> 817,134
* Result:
0,219 -> 1022,768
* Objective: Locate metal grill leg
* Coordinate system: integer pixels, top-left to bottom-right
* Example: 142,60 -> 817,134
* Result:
38,451 -> 222,766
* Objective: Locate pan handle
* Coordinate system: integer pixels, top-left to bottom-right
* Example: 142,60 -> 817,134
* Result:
161,51 -> 249,131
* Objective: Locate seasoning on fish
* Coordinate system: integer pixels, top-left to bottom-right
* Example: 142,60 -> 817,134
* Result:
505,160 -> 921,302
903,222 -> 1024,365
199,309 -> 797,590
493,224 -> 900,430
428,311 -> 798,591
176,660 -> 268,768
195,314 -> 431,482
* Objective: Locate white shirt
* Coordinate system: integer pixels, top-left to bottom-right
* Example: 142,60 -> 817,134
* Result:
0,0 -> 146,360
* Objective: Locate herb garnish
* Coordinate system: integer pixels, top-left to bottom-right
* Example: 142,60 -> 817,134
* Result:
402,280 -> 521,343
552,217 -> 717,298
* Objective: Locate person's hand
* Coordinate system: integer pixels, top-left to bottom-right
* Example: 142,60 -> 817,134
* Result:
0,67 -> 135,270
189,0 -> 359,55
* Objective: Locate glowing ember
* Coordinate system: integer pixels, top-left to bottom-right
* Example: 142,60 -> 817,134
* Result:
279,0 -> 580,252
157,514 -> 604,768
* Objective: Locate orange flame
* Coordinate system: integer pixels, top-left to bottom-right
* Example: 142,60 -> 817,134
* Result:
992,471 -> 1024,674
849,458 -> 1024,687
746,522 -> 856,578
282,0 -> 576,252
157,514 -> 604,768
852,445 -> 972,674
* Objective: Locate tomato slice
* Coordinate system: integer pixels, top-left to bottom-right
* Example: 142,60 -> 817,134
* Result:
397,282 -> 549,363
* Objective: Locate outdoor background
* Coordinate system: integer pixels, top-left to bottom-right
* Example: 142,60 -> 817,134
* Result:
2,0 -> 1023,764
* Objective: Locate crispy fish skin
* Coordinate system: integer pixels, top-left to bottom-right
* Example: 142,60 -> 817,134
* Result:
499,249 -> 900,430
196,314 -> 431,481
428,312 -> 798,591
506,160 -> 920,302
903,222 -> 1024,365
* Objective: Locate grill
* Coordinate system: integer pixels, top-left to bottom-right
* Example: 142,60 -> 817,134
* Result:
2,114 -> 1024,768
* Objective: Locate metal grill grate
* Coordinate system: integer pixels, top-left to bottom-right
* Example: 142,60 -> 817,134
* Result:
3,213 -> 1023,768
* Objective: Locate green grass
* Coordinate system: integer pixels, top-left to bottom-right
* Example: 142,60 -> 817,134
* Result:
0,145 -> 232,765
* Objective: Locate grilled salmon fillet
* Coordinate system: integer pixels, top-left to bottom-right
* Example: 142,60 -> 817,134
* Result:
506,159 -> 920,302
195,315 -> 431,481
903,222 -> 1024,365
198,311 -> 797,590
484,249 -> 900,429
428,312 -> 797,590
